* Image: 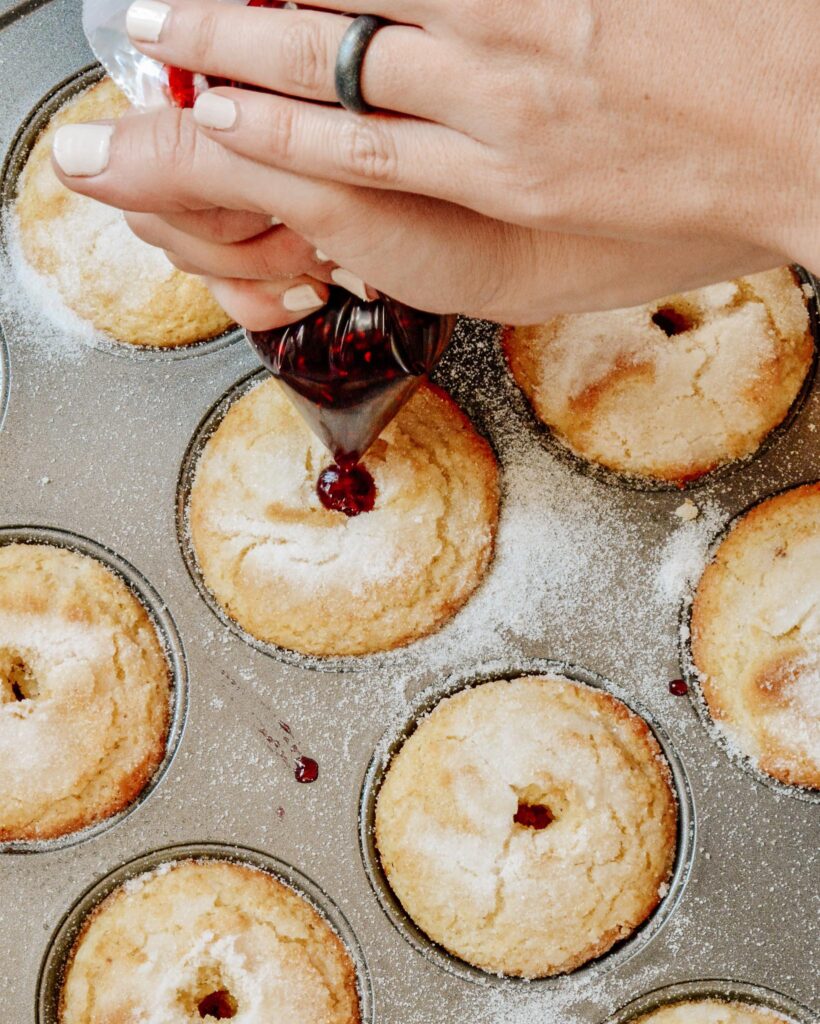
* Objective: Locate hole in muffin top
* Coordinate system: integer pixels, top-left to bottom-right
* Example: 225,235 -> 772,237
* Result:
197,989 -> 238,1020
513,801 -> 554,830
0,652 -> 39,703
651,306 -> 696,336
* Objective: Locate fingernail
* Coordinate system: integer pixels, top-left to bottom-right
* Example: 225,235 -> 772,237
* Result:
283,284 -> 325,312
315,249 -> 331,262
52,124 -> 114,176
193,92 -> 237,130
126,0 -> 170,42
270,217 -> 283,227
331,267 -> 369,302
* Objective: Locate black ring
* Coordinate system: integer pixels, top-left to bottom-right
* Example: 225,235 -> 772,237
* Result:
335,15 -> 387,114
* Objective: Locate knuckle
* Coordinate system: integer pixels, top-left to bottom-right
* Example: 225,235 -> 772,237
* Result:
265,103 -> 297,163
152,110 -> 202,176
190,8 -> 220,66
338,120 -> 398,183
278,19 -> 330,94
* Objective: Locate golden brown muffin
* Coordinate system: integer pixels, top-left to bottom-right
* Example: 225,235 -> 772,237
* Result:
13,77 -> 232,347
633,999 -> 793,1024
691,482 -> 819,789
375,675 -> 678,978
0,544 -> 171,841
59,859 -> 361,1024
503,268 -> 814,484
188,379 -> 499,657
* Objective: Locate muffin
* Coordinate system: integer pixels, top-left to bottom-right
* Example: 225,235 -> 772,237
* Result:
0,543 -> 171,841
690,482 -> 819,789
12,77 -> 232,347
632,999 -> 793,1024
59,858 -> 361,1023
187,378 -> 499,657
503,268 -> 814,484
374,675 -> 678,977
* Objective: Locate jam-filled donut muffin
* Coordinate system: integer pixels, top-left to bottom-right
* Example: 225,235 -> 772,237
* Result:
375,675 -> 678,977
0,543 -> 170,841
632,999 -> 793,1024
13,77 -> 232,347
188,378 -> 499,657
59,859 -> 361,1024
503,268 -> 814,485
691,482 -> 819,789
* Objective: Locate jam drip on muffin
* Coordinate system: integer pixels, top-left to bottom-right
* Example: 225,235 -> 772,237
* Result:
248,287 -> 455,513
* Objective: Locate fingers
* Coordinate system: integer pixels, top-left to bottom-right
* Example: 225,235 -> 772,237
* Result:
125,0 -> 449,121
202,275 -> 330,331
192,87 -> 484,204
158,207 -> 275,243
125,211 -> 329,280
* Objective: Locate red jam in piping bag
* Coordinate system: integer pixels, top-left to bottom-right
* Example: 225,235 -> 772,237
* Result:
165,0 -> 287,107
247,287 -> 456,516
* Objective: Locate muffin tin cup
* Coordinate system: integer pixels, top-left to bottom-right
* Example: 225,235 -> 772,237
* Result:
0,525 -> 189,853
678,484 -> 820,806
358,659 -> 696,988
176,365 -> 501,675
500,266 -> 820,494
0,63 -> 243,360
603,979 -> 818,1024
36,841 -> 375,1024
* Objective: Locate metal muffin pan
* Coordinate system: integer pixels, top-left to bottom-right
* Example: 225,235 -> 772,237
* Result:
0,524 -> 189,855
0,0 -> 817,1020
36,842 -> 375,1024
603,979 -> 817,1024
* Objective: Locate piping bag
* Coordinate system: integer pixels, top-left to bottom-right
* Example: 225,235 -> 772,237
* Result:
83,0 -> 457,509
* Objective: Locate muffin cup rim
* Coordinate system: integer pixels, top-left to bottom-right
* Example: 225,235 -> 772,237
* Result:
36,840 -> 375,1024
358,658 -> 696,988
0,523 -> 189,853
601,977 -> 818,1024
678,480 -> 820,804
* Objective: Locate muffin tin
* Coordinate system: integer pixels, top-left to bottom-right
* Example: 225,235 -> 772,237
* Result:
0,1 -> 817,1021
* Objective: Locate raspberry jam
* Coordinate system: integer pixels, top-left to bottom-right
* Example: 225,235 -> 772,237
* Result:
514,803 -> 554,830
247,287 -> 455,466
316,462 -> 376,517
294,756 -> 319,784
165,0 -> 286,107
197,990 -> 237,1019
668,678 -> 689,696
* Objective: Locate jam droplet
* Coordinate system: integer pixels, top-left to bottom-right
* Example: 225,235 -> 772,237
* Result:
513,802 -> 554,830
669,678 -> 689,696
294,756 -> 319,783
197,989 -> 238,1020
316,462 -> 376,517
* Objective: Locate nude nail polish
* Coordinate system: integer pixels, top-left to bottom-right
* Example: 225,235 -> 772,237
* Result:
283,284 -> 325,312
331,268 -> 369,302
193,92 -> 238,130
52,124 -> 114,176
126,0 -> 170,42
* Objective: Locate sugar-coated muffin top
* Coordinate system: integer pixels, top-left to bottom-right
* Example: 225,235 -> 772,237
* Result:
60,859 -> 361,1024
375,675 -> 678,977
188,379 -> 500,657
503,268 -> 813,483
691,482 -> 819,789
0,543 -> 170,841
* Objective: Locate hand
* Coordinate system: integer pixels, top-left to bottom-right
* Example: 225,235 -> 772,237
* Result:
121,0 -> 819,271
51,106 -> 781,328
